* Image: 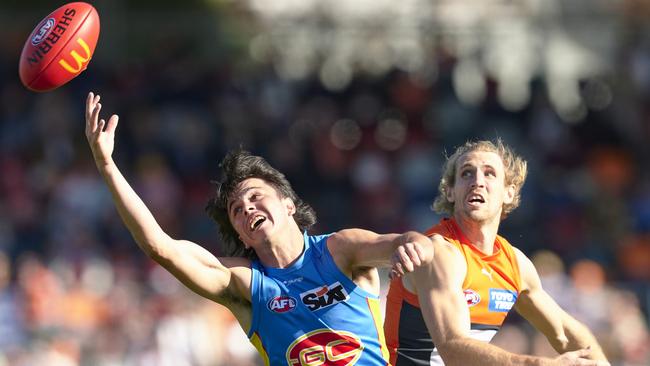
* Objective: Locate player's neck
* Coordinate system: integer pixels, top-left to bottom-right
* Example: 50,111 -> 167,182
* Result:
256,222 -> 305,268
452,213 -> 500,255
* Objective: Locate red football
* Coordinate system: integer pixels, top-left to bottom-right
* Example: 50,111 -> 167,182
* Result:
19,2 -> 100,92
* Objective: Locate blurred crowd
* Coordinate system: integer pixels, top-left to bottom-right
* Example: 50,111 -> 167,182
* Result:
1,1 -> 650,365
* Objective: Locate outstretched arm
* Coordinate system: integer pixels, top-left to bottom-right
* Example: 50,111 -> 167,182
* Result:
513,248 -> 608,362
408,235 -> 609,366
84,92 -> 251,305
325,229 -> 430,295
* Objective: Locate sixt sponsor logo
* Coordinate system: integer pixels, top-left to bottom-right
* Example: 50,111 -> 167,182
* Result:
300,282 -> 349,311
488,289 -> 517,312
464,289 -> 481,307
267,295 -> 297,313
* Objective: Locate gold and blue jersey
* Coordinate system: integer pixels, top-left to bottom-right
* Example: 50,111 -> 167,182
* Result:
248,232 -> 390,366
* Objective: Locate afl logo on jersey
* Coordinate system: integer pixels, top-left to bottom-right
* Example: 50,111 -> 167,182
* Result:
268,295 -> 297,313
286,329 -> 363,365
464,289 -> 481,307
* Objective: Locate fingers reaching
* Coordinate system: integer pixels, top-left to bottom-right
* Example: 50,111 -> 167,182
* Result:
85,92 -> 119,137
85,92 -> 102,136
92,103 -> 102,132
404,242 -> 423,267
83,91 -> 120,167
105,114 -> 119,135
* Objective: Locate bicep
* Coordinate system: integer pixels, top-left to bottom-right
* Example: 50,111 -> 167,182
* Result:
157,239 -> 251,303
328,229 -> 433,272
327,229 -> 401,270
410,239 -> 471,345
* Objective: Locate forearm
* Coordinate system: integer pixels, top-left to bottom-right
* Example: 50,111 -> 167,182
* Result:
439,338 -> 554,366
98,158 -> 173,259
556,316 -> 607,361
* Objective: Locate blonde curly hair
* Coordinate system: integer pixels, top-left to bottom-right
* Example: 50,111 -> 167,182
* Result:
433,139 -> 527,220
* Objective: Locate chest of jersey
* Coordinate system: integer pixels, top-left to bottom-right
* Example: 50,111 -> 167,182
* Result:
461,241 -> 520,327
248,233 -> 389,366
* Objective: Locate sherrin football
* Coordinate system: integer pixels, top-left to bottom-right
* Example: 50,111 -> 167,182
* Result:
19,2 -> 100,92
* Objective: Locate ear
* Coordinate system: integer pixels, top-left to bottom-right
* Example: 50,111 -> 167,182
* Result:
445,186 -> 455,203
503,184 -> 516,204
284,197 -> 296,216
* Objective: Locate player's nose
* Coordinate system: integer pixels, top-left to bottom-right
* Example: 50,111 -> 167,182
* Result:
470,173 -> 485,187
243,203 -> 255,215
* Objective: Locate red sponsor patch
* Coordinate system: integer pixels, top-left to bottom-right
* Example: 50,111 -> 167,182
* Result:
286,329 -> 363,365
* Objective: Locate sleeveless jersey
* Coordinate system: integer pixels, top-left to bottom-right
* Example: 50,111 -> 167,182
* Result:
384,218 -> 521,365
248,232 -> 390,366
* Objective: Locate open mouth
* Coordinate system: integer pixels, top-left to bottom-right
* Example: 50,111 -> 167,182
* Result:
249,215 -> 266,231
467,194 -> 485,204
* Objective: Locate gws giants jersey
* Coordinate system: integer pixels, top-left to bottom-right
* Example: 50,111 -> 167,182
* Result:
384,218 -> 521,365
248,232 -> 390,366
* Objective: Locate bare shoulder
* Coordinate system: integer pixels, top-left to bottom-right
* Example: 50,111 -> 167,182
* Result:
403,233 -> 466,293
325,230 -> 356,266
511,246 -> 529,261
326,228 -> 389,264
425,234 -> 466,279
511,246 -> 541,292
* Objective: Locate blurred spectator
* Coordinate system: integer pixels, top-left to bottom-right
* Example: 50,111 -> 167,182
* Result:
0,251 -> 25,358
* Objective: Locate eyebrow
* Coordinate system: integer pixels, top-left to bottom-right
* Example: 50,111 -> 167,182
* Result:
228,186 -> 261,212
459,163 -> 496,171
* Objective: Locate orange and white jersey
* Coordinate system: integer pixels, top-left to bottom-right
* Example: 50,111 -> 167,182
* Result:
384,218 -> 521,365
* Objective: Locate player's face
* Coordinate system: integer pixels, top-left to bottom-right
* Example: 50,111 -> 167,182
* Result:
447,150 -> 515,223
228,178 -> 295,248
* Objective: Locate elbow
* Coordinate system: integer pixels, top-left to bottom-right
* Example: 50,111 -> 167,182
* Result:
550,335 -> 571,353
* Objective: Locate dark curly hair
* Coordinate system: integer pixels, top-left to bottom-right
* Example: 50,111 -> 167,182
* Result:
206,149 -> 317,260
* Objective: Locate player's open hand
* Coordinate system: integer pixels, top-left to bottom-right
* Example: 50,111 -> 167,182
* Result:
85,92 -> 119,168
553,347 -> 610,366
390,239 -> 431,279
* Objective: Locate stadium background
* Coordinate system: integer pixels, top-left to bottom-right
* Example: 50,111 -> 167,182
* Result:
1,0 -> 649,365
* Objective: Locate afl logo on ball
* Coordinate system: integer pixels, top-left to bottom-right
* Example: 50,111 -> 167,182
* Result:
286,329 -> 363,365
464,289 -> 481,307
267,295 -> 296,313
31,18 -> 55,46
